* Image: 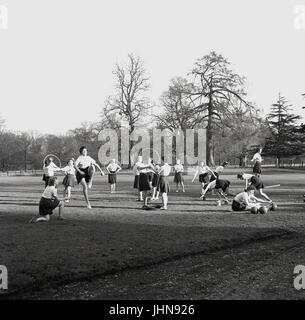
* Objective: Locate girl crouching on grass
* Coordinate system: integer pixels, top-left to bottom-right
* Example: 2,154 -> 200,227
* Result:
29,177 -> 65,223
232,185 -> 270,212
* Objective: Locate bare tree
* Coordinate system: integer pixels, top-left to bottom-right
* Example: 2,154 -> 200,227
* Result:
190,51 -> 252,165
155,77 -> 206,131
105,54 -> 151,165
16,132 -> 32,171
0,115 -> 5,132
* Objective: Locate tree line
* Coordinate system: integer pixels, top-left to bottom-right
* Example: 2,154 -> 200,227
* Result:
0,52 -> 304,171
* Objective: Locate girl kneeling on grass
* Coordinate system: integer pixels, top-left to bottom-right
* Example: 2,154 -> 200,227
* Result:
29,177 -> 65,223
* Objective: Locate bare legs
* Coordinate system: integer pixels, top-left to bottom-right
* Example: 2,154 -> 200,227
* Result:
63,186 -> 71,202
258,189 -> 272,202
57,201 -> 64,219
142,191 -> 149,207
216,189 -> 230,204
110,183 -> 116,193
88,165 -> 95,189
176,182 -> 185,193
200,180 -> 216,198
201,183 -> 207,196
161,192 -> 168,210
80,179 -> 91,208
151,187 -> 159,200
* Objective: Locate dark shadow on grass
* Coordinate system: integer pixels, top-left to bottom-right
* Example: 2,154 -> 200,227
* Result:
65,204 -> 143,211
2,225 -> 298,299
0,202 -> 38,206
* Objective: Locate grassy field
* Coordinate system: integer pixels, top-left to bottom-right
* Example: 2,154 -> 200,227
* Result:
1,168 -> 305,300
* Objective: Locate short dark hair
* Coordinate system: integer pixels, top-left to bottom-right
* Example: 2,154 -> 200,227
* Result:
222,161 -> 229,166
48,176 -> 57,186
79,146 -> 87,154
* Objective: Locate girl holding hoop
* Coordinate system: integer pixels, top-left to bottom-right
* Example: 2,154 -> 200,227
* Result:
42,156 -> 61,188
74,146 -> 105,209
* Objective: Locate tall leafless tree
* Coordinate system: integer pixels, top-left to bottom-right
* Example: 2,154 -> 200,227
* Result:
155,77 -> 206,131
105,54 -> 151,166
190,51 -> 252,165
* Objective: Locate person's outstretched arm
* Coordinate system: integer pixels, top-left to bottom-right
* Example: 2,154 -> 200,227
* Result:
94,162 -> 105,176
106,164 -> 111,174
192,168 -> 198,182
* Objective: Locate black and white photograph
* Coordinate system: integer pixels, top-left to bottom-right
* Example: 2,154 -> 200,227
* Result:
1,0 -> 305,307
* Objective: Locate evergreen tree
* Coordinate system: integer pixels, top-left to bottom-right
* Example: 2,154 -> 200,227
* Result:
264,94 -> 304,163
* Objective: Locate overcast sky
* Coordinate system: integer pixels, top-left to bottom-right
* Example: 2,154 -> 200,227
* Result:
0,0 -> 305,134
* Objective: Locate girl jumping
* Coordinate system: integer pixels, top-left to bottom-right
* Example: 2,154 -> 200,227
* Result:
74,146 -> 105,209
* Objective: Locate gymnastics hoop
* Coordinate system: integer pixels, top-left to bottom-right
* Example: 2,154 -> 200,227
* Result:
43,154 -> 62,168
